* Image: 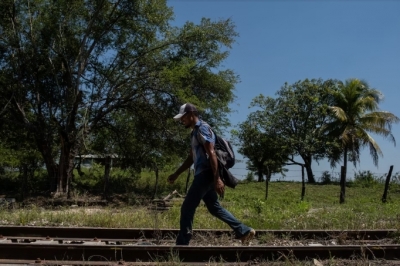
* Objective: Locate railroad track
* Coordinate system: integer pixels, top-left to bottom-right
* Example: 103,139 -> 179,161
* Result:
0,226 -> 399,265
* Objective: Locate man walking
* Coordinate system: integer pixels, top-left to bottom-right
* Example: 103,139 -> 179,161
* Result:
168,103 -> 255,245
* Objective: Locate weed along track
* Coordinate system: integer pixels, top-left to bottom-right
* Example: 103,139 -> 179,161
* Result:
0,226 -> 399,264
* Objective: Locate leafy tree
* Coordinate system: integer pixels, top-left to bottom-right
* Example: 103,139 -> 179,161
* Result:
322,78 -> 399,202
248,79 -> 339,183
0,0 -> 238,195
232,101 -> 289,199
0,115 -> 43,198
232,111 -> 287,183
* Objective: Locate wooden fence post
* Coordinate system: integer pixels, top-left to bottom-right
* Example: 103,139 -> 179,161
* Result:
103,156 -> 111,200
301,165 -> 306,201
340,166 -> 346,204
265,166 -> 270,200
152,164 -> 159,200
382,165 -> 394,203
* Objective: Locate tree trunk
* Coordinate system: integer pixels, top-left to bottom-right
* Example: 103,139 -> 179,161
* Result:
57,129 -> 80,197
58,154 -> 66,193
19,164 -> 28,201
340,147 -> 348,204
301,165 -> 306,201
304,165 -> 315,183
303,155 -> 316,183
257,166 -> 264,182
152,164 -> 159,199
58,133 -> 72,194
66,153 -> 75,199
36,131 -> 78,196
37,138 -> 58,193
382,165 -> 394,203
265,167 -> 271,200
103,156 -> 111,200
340,166 -> 346,203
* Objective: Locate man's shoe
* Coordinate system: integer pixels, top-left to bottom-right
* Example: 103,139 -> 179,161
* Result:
240,228 -> 255,245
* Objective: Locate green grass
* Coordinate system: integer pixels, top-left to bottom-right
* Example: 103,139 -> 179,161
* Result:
191,181 -> 400,230
1,179 -> 399,265
1,180 -> 399,230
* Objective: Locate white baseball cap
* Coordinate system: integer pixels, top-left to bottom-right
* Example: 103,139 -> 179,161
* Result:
173,103 -> 197,120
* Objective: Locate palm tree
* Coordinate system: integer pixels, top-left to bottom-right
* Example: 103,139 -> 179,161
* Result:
323,79 -> 399,203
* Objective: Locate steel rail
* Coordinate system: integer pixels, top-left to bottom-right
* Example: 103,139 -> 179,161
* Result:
0,236 -> 392,245
0,226 -> 397,240
0,259 -> 252,266
0,242 -> 399,262
2,236 -> 176,245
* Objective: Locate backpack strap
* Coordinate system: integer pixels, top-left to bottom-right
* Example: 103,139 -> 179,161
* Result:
194,120 -> 214,147
195,121 -> 225,167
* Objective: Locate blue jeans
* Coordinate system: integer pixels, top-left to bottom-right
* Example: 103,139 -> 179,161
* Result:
176,169 -> 252,245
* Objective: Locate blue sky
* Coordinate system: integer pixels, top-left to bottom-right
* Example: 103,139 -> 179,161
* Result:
169,0 -> 400,181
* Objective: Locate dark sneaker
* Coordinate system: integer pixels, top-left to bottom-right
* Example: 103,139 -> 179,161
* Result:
240,228 -> 255,245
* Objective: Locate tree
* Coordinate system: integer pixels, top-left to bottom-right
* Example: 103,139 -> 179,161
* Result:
0,0 -> 238,195
323,79 -> 399,203
232,101 -> 289,199
0,114 -> 43,198
232,111 -> 288,183
248,79 -> 338,183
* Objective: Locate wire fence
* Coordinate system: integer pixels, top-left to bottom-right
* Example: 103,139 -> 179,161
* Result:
229,167 -> 399,182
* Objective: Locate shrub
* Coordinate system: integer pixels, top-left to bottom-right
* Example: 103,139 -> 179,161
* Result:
391,172 -> 400,185
353,170 -> 380,188
319,171 -> 332,184
245,172 -> 255,183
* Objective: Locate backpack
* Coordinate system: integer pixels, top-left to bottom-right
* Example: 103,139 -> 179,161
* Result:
213,132 -> 235,169
195,122 -> 238,188
195,121 -> 235,169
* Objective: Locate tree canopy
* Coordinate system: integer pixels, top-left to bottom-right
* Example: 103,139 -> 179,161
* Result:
322,78 -> 399,202
231,98 -> 289,182
235,78 -> 398,186
237,79 -> 339,183
0,0 -> 238,194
